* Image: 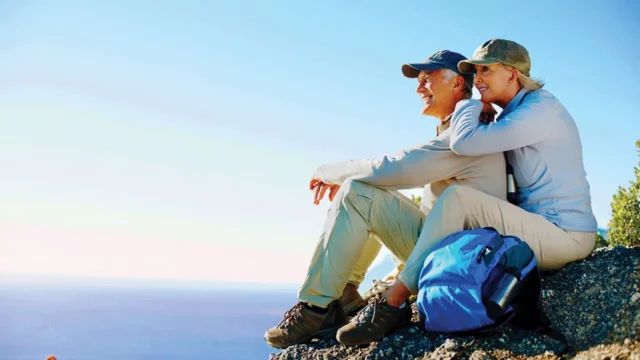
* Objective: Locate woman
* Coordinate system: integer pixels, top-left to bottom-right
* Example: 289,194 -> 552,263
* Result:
447,38 -> 597,270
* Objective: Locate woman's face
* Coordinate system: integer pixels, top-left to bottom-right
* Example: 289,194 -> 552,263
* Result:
473,64 -> 514,105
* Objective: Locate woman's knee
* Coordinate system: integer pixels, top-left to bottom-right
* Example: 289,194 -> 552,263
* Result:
439,185 -> 466,208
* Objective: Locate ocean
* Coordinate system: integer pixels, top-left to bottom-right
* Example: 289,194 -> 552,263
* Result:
0,280 -> 299,360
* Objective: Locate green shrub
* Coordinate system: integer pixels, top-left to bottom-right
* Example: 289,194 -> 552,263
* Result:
607,140 -> 640,247
594,232 -> 608,249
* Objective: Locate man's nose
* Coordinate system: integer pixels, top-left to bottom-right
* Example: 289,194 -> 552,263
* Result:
474,76 -> 483,85
416,82 -> 425,94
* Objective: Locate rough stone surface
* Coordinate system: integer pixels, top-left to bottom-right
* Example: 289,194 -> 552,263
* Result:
269,246 -> 640,359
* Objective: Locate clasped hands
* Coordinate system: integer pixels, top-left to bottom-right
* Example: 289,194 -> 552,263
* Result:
480,101 -> 497,124
309,179 -> 340,206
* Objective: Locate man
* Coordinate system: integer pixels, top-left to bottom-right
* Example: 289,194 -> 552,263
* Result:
264,50 -> 507,349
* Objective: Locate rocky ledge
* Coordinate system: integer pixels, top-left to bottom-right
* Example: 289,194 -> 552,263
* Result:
270,246 -> 640,359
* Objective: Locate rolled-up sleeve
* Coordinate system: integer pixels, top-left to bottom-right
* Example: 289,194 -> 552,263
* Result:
312,135 -> 476,190
450,92 -> 555,156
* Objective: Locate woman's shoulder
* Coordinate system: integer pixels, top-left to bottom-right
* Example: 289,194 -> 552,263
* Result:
521,89 -> 562,113
523,89 -> 557,103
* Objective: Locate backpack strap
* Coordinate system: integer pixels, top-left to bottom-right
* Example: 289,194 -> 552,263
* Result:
539,323 -> 572,355
511,270 -> 574,356
513,305 -> 573,355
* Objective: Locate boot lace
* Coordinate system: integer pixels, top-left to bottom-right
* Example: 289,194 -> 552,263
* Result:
356,297 -> 389,324
278,302 -> 306,329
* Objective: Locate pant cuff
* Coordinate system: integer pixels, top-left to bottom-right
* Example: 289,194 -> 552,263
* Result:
297,293 -> 334,308
397,268 -> 419,295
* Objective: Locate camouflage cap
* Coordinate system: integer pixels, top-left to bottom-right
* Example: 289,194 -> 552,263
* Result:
458,39 -> 531,76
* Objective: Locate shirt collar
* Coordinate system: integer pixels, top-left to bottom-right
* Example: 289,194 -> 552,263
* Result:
497,88 -> 530,121
436,113 -> 453,136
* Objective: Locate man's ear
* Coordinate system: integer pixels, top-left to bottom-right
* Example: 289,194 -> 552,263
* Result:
452,75 -> 464,93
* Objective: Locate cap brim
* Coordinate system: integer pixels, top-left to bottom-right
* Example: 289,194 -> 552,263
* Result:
402,62 -> 447,78
457,59 -> 499,74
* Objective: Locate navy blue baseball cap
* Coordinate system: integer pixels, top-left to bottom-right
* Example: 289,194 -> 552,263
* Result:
402,50 -> 474,84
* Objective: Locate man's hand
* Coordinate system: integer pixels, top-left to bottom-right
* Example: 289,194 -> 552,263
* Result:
310,179 -> 340,205
480,101 -> 497,124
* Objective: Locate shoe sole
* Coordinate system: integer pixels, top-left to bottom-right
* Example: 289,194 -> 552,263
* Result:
337,318 -> 412,347
265,324 -> 344,349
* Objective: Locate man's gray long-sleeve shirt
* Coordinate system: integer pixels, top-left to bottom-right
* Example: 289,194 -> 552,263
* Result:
312,118 -> 507,213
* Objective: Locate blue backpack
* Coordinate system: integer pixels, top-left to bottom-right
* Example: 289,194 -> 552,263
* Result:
416,227 -> 571,352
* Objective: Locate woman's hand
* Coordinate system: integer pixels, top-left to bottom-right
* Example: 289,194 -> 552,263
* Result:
480,101 -> 497,124
310,179 -> 340,205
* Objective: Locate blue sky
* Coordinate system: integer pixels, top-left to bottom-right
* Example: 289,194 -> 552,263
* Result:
1,0 -> 638,284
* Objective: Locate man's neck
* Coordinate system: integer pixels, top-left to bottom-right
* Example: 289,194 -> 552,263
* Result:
438,113 -> 452,123
438,97 -> 464,123
436,112 -> 453,136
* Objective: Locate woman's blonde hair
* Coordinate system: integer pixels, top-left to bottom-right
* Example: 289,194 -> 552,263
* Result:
503,65 -> 544,91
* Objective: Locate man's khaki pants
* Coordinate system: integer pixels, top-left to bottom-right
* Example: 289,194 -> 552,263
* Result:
298,180 -> 595,307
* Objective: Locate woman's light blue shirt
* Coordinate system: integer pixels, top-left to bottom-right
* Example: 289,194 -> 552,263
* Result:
450,88 -> 597,232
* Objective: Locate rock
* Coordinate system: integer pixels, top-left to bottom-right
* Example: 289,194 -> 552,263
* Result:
423,338 -> 462,360
269,246 -> 640,360
469,350 -> 496,360
572,341 -> 640,360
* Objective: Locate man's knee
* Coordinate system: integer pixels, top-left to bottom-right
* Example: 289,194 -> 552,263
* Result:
341,179 -> 374,201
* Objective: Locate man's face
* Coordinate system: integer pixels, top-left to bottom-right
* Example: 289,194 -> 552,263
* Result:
416,70 -> 454,118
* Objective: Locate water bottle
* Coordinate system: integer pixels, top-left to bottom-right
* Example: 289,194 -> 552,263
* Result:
485,272 -> 520,320
506,163 -> 517,204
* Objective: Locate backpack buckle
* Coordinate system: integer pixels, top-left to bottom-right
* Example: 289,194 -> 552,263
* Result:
477,246 -> 493,263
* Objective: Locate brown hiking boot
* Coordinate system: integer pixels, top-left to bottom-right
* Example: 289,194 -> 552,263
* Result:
363,279 -> 395,302
336,297 -> 411,346
264,300 -> 347,349
340,283 -> 366,316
